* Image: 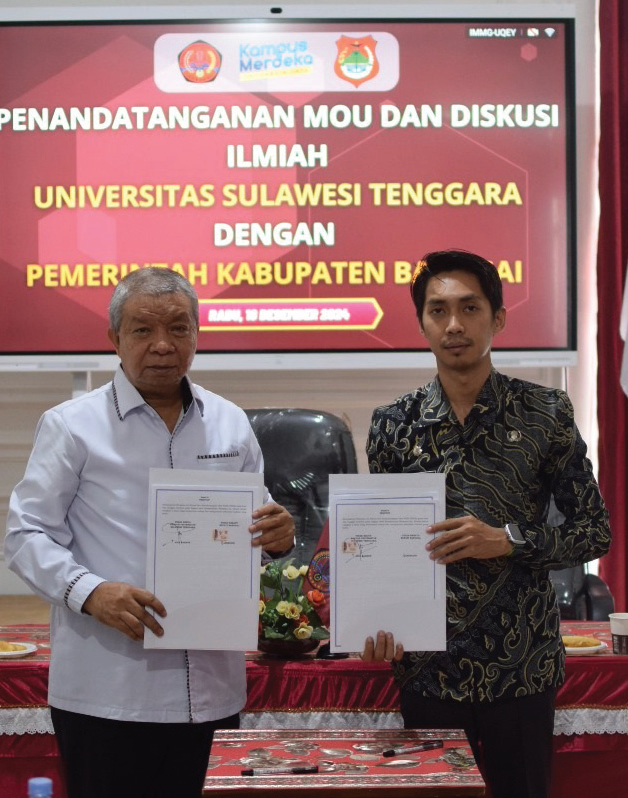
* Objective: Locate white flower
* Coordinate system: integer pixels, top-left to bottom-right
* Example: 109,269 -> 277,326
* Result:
282,565 -> 301,580
295,623 -> 313,639
299,564 -> 309,576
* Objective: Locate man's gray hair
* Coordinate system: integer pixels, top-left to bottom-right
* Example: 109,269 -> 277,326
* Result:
108,268 -> 200,332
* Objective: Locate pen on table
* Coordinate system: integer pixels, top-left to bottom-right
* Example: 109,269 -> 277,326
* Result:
382,740 -> 444,757
241,765 -> 319,776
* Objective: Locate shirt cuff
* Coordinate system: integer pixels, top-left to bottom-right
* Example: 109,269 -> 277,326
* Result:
262,540 -> 296,561
64,572 -> 107,614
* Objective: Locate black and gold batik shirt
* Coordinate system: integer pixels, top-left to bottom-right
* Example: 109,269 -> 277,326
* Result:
367,369 -> 611,703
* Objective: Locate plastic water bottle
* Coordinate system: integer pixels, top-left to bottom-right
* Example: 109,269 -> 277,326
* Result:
27,777 -> 53,797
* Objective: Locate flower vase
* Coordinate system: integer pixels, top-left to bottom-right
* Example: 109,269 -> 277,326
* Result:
257,637 -> 319,658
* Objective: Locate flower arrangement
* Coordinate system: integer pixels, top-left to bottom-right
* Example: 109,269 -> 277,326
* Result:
259,557 -> 330,645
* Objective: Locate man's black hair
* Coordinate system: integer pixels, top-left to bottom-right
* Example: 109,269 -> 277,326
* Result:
410,249 -> 504,322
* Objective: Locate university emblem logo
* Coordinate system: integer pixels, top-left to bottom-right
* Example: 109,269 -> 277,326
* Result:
334,35 -> 380,87
179,40 -> 222,83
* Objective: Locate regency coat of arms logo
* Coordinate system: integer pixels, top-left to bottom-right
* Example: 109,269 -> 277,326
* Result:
334,35 -> 380,87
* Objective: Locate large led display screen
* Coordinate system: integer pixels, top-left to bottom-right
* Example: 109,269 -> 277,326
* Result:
0,15 -> 575,361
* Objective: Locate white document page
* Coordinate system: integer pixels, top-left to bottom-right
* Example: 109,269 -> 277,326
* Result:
329,473 -> 447,653
145,468 -> 263,651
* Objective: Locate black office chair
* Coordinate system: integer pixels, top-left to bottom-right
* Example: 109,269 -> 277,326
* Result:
244,408 -> 358,565
546,500 -> 614,620
549,567 -> 614,620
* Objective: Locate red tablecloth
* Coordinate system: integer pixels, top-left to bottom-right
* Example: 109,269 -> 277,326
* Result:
0,622 -> 623,712
2,622 -> 627,798
0,625 -> 50,708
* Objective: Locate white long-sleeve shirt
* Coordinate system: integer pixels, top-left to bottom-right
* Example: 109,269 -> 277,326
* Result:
5,366 -> 264,723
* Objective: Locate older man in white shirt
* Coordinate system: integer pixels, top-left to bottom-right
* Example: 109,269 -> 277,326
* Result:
5,267 -> 294,798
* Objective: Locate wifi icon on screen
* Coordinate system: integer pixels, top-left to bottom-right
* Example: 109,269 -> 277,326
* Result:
544,28 -> 556,37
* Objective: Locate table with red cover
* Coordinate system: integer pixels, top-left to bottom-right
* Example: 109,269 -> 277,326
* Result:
1,621 -> 626,798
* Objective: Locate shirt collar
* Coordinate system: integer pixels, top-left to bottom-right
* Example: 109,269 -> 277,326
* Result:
419,367 -> 503,428
112,365 -> 205,420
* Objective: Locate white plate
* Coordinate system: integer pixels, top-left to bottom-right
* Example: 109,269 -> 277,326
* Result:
0,642 -> 38,658
564,641 -> 607,656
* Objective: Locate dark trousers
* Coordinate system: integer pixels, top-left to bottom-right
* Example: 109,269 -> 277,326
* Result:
51,706 -> 240,798
400,688 -> 556,798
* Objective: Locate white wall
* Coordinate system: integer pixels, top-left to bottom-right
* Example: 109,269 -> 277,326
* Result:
0,1 -> 600,593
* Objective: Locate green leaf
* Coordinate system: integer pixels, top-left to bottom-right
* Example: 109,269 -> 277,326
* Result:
260,572 -> 281,590
308,608 -> 324,626
262,628 -> 291,640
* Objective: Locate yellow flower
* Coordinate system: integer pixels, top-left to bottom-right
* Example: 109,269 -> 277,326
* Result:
282,565 -> 301,580
295,622 -> 313,639
260,565 -> 267,575
299,564 -> 309,576
276,601 -> 289,616
285,602 -> 301,619
259,600 -> 266,615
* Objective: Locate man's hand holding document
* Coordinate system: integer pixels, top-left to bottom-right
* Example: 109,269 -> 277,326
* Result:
329,473 -> 447,654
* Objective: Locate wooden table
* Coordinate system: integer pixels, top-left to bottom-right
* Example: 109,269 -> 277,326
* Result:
204,728 -> 485,796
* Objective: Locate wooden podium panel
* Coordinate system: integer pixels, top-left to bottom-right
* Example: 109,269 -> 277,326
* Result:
204,728 -> 485,797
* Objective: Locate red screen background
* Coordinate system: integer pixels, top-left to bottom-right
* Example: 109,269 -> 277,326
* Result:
0,19 -> 575,355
